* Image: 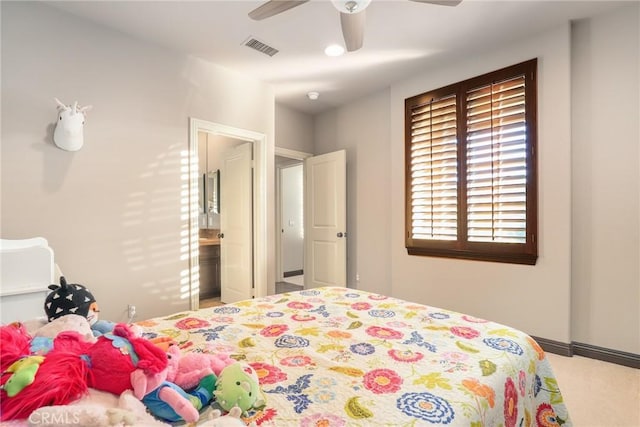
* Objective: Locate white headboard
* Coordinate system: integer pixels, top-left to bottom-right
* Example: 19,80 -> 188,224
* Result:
0,237 -> 54,323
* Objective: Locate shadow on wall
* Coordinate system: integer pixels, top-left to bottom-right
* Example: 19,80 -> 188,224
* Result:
38,123 -> 74,193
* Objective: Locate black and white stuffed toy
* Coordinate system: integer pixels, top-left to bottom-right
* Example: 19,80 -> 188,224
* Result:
44,277 -> 116,337
44,276 -> 96,322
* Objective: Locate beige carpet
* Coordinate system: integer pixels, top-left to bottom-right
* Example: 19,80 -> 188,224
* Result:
545,353 -> 639,426
199,297 -> 223,308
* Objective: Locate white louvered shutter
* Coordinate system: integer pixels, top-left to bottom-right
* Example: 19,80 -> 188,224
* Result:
466,76 -> 527,243
409,94 -> 458,240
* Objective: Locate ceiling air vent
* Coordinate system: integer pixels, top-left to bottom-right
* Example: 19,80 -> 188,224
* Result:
243,37 -> 279,57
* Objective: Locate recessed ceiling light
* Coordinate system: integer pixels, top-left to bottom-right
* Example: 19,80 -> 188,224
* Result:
307,91 -> 320,100
324,44 -> 345,57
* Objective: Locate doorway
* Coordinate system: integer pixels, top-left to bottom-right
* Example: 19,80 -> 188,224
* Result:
198,133 -> 249,307
275,148 -> 311,293
188,118 -> 268,309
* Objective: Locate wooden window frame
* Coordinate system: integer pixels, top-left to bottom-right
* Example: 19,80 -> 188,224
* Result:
405,59 -> 538,265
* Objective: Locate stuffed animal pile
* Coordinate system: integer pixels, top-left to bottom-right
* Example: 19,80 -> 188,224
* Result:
1,275 -> 266,424
0,320 -> 265,425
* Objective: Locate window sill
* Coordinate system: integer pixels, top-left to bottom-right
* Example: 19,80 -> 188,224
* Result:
406,246 -> 538,265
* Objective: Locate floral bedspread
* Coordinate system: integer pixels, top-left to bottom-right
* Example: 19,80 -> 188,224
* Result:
138,287 -> 571,426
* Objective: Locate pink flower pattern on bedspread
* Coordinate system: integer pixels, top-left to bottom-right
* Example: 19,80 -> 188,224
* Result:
139,287 -> 571,426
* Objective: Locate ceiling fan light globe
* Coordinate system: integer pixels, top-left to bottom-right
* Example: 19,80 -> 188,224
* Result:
331,0 -> 371,14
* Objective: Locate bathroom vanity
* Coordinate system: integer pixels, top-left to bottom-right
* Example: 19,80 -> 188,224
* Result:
199,232 -> 220,298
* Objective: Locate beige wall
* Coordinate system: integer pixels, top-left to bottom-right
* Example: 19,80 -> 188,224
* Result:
390,26 -> 573,343
315,91 -> 392,296
1,2 -> 276,322
571,4 -> 640,354
275,103 -> 314,154
314,4 -> 640,354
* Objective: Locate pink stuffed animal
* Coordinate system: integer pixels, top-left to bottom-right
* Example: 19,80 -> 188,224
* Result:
166,345 -> 234,390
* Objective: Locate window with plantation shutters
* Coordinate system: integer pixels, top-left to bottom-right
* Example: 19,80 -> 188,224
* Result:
405,59 -> 538,265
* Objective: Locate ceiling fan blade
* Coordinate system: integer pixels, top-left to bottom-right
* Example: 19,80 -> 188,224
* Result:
409,0 -> 462,6
248,0 -> 310,20
340,10 -> 366,52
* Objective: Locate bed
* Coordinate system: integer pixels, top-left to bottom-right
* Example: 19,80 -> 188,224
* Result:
0,237 -> 570,426
138,286 -> 571,426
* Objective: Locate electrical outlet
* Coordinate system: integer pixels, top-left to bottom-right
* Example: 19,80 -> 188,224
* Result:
127,304 -> 136,320
356,274 -> 360,282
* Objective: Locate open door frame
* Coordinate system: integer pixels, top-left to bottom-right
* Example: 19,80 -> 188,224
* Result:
188,118 -> 268,310
275,147 -> 312,283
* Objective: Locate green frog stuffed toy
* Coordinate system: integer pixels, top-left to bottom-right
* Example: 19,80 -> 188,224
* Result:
213,363 -> 266,416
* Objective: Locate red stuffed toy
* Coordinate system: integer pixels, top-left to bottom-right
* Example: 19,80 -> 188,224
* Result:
84,323 -> 167,395
0,326 -> 92,421
0,322 -> 32,372
1,323 -> 167,421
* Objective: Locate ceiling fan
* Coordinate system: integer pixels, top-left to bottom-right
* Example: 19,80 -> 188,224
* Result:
248,0 -> 462,52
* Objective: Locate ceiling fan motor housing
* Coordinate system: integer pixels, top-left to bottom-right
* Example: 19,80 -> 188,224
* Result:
332,0 -> 372,14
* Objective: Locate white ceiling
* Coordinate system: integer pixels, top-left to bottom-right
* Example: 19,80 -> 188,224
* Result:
49,0 -> 624,115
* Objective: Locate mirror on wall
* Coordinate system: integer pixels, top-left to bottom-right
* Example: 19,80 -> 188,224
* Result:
198,131 -> 247,229
199,131 -> 221,229
203,169 -> 220,215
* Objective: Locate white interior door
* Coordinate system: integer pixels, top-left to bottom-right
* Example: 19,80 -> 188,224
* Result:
220,142 -> 253,302
304,150 -> 347,288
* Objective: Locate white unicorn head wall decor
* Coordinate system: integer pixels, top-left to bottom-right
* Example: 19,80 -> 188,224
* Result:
53,98 -> 92,151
